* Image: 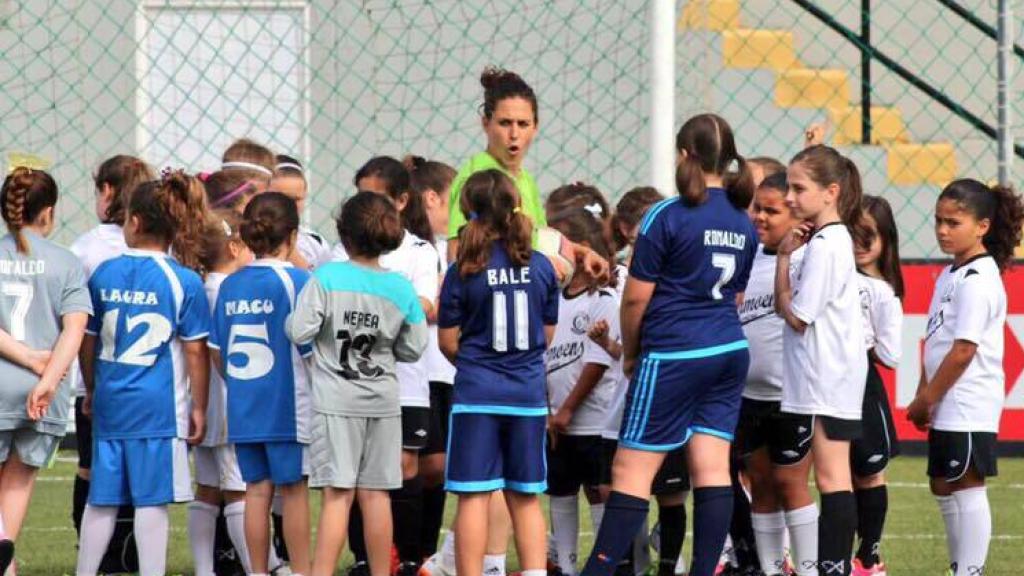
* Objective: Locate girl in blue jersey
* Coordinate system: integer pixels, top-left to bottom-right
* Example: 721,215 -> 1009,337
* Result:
76,171 -> 211,576
438,169 -> 559,576
210,192 -> 313,576
581,114 -> 757,576
773,145 -> 867,576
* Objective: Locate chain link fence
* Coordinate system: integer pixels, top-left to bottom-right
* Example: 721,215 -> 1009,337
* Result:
1,0 -> 1020,258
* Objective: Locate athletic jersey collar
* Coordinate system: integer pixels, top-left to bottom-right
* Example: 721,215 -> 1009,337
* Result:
125,248 -> 169,258
761,245 -> 777,256
814,221 -> 845,234
249,258 -> 294,269
951,252 -> 991,272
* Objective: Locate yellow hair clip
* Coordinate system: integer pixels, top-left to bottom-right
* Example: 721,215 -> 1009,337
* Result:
7,152 -> 50,174
513,207 -> 523,214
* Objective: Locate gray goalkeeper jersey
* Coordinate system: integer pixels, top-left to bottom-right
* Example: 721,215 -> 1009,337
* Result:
286,260 -> 428,417
0,231 -> 92,434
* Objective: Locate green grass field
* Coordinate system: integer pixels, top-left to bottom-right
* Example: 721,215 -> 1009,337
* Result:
13,452 -> 1024,575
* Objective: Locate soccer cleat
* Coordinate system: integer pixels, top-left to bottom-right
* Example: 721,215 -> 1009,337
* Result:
0,541 -> 14,576
398,561 -> 424,576
851,558 -> 887,576
349,560 -> 371,576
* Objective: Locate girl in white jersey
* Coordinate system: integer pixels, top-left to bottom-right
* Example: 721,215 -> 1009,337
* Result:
271,154 -> 332,269
545,206 -> 617,576
337,156 -> 441,576
189,211 -> 269,575
736,172 -> 803,576
773,145 -> 867,576
849,196 -> 904,576
68,155 -> 154,566
907,179 -> 1024,576
406,156 -> 460,565
0,168 -> 91,572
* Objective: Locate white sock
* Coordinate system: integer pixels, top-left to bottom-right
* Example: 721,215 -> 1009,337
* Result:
76,505 -> 118,575
441,530 -> 457,574
224,501 -> 252,573
188,501 -> 219,576
784,504 -> 818,576
135,505 -> 170,576
483,553 -> 506,576
550,495 -> 579,575
953,487 -> 991,575
752,511 -> 787,575
589,502 -> 605,533
936,494 -> 959,570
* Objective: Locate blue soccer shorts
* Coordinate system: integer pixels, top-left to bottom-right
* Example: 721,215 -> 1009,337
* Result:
445,407 -> 548,494
90,437 -> 192,506
618,342 -> 749,452
235,441 -> 307,485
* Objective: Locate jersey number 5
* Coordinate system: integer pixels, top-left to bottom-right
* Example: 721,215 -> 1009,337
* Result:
226,323 -> 275,380
711,253 -> 736,300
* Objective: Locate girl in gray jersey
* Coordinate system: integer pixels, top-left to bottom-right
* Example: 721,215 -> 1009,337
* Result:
0,168 -> 91,571
288,191 -> 428,576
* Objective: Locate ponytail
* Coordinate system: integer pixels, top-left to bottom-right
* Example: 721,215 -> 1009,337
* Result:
941,179 -> 1024,271
162,171 -> 208,271
456,169 -> 532,276
1,167 -> 58,254
674,113 -> 752,210
128,170 -> 207,270
839,155 -> 866,244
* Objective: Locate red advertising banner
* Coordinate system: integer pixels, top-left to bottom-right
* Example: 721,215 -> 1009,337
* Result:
886,263 -> 1024,441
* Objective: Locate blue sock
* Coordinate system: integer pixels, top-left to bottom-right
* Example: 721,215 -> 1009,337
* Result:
580,491 -> 649,576
690,486 -> 734,576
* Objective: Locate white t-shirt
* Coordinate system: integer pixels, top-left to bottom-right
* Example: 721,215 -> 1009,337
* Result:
426,238 -> 456,385
297,226 -> 332,269
858,274 -> 903,368
602,265 -> 628,439
546,288 -> 617,436
69,224 -> 128,395
924,255 -> 1006,433
741,245 -> 805,402
331,231 -> 439,407
202,273 -> 229,447
782,223 -> 867,420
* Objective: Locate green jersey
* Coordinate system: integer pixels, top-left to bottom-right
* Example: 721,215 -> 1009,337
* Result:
446,151 -> 547,239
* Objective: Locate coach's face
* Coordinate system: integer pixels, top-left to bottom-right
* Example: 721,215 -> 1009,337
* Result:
483,97 -> 537,173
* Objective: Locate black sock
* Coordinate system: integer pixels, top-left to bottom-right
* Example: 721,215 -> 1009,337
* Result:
349,500 -> 368,564
854,485 -> 887,568
657,504 -> 686,576
728,465 -> 760,571
272,512 -> 290,562
818,491 -> 857,576
420,484 -> 447,557
73,474 -> 89,536
580,491 -> 649,576
393,476 -> 425,565
690,486 -> 733,576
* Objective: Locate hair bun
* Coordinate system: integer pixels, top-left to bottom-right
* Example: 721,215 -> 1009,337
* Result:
403,155 -> 426,171
480,66 -> 523,90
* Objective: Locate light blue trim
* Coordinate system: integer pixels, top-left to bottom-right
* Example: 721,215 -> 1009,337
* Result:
445,478 -> 505,493
618,438 -> 687,453
451,404 -> 549,417
314,261 -> 425,323
505,480 -> 548,494
690,426 -> 735,442
638,197 -> 678,236
629,358 -> 653,441
623,358 -> 650,441
647,339 -> 749,361
637,359 -> 660,441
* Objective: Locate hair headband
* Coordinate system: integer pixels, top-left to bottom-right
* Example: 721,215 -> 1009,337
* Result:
275,162 -> 304,174
221,161 -> 273,176
212,180 -> 255,208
